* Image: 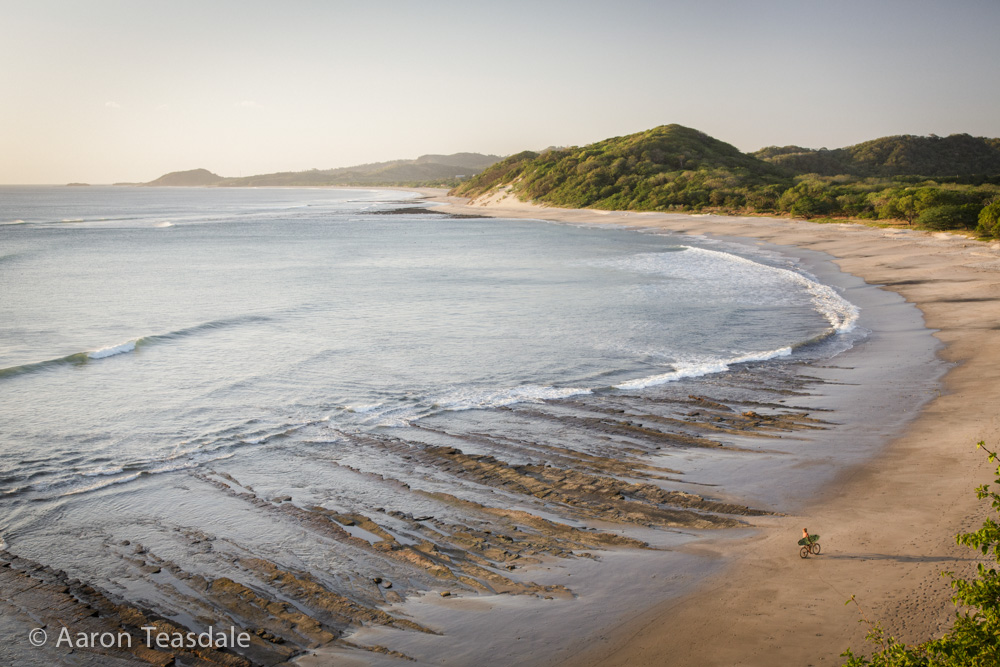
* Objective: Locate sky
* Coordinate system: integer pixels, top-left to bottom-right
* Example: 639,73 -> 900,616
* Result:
2,0 -> 999,184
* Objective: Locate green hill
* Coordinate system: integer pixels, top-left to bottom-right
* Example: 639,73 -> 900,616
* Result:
453,124 -> 788,210
450,125 -> 1000,238
755,134 -> 1000,179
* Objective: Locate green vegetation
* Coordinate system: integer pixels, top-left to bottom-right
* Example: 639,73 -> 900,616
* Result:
454,125 -> 788,210
977,201 -> 1000,237
452,125 -> 1000,239
841,442 -> 1000,666
754,134 -> 1000,180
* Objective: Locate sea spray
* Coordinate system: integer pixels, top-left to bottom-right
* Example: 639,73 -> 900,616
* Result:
88,340 -> 137,359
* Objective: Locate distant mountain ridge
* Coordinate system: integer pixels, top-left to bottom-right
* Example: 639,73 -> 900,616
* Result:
146,168 -> 225,187
143,153 -> 501,188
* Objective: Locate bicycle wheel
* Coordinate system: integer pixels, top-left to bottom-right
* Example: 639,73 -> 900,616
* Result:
811,542 -> 821,555
800,546 -> 810,559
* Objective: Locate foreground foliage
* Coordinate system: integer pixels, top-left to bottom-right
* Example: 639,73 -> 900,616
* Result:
451,125 -> 1000,238
841,442 -> 1000,666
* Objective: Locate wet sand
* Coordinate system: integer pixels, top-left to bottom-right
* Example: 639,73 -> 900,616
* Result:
422,189 -> 1000,666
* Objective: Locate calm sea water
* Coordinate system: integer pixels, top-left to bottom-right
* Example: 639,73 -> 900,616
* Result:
0,186 -> 859,508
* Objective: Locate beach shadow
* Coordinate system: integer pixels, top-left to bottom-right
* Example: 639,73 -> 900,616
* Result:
821,553 -> 977,564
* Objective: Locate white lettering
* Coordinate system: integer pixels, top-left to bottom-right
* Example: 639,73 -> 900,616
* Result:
53,627 -> 131,648
138,624 -> 250,649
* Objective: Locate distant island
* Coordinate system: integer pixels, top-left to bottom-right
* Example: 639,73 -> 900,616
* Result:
452,125 -> 1000,239
135,153 -> 501,189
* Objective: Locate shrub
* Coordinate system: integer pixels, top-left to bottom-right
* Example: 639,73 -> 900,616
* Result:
916,205 -> 980,230
842,442 -> 1000,666
976,201 -> 1000,238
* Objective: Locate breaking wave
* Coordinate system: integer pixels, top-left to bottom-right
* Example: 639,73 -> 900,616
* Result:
614,346 -> 794,391
348,384 -> 593,427
692,246 -> 859,334
606,246 -> 859,336
88,341 -> 137,359
0,314 -> 272,380
432,384 -> 593,412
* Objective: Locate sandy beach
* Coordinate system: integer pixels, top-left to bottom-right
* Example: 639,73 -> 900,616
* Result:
422,188 -> 1000,666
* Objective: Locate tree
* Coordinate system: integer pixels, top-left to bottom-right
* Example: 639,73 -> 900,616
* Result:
841,442 -> 1000,666
976,201 -> 1000,238
895,194 -> 919,224
916,205 -> 979,231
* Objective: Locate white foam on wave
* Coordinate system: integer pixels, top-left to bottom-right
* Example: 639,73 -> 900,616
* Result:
60,471 -> 147,497
88,340 -> 137,359
155,221 -> 173,228
81,464 -> 126,478
614,346 -> 793,391
347,404 -> 383,414
342,401 -> 431,428
612,246 -> 860,335
3,316 -> 274,381
685,247 -> 860,334
348,384 -> 593,427
433,384 -> 593,412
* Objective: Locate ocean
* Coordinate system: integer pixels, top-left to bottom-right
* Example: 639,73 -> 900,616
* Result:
0,186 -> 937,665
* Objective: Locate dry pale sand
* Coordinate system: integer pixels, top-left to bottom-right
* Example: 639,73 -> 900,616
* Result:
419,189 -> 1000,666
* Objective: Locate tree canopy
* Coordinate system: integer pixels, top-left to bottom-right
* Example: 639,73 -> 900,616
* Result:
451,125 -> 1000,238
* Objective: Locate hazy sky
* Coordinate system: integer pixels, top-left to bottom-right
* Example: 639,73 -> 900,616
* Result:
2,0 -> 998,184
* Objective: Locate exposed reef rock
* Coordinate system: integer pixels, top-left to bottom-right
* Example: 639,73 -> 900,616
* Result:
1,364 -> 828,663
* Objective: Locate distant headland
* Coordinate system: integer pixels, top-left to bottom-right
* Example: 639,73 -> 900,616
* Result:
126,153 -> 501,189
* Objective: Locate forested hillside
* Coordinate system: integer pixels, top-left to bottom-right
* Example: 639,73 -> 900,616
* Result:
453,125 -> 1000,238
754,133 -> 1000,179
455,125 -> 787,210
